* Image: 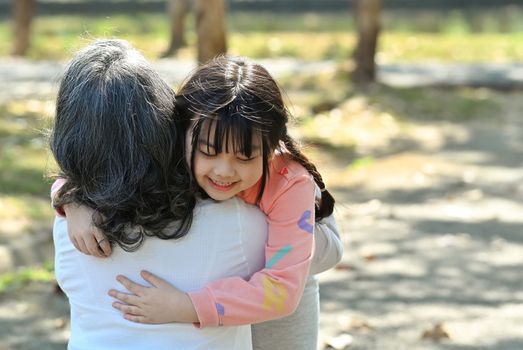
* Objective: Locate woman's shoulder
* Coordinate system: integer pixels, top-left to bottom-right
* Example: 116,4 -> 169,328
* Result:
194,197 -> 263,219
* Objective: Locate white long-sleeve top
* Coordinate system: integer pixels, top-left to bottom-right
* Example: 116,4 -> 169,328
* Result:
53,198 -> 267,350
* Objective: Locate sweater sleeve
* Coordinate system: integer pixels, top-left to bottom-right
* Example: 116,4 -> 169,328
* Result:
310,213 -> 344,275
50,178 -> 67,217
188,165 -> 315,327
309,183 -> 344,274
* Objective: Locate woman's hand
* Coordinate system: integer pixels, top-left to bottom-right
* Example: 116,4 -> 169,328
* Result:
109,270 -> 199,324
64,203 -> 111,258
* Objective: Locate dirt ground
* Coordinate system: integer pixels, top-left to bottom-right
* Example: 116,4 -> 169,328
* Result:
1,60 -> 523,349
315,92 -> 523,349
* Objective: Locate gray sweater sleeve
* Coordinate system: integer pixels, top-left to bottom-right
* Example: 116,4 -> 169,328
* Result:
310,212 -> 344,274
310,184 -> 344,275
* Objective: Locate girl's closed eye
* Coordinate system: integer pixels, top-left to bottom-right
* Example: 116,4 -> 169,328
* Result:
199,149 -> 216,157
236,143 -> 262,162
197,141 -> 217,157
236,152 -> 260,162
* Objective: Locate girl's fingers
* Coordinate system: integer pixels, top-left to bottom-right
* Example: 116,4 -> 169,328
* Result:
86,235 -> 104,258
75,235 -> 90,255
112,302 -> 142,316
116,275 -> 147,295
96,234 -> 112,257
69,236 -> 81,252
124,313 -> 149,324
108,289 -> 141,305
141,270 -> 166,288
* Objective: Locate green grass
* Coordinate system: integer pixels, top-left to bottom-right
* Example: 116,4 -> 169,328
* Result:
348,156 -> 376,170
0,263 -> 55,294
1,10 -> 523,61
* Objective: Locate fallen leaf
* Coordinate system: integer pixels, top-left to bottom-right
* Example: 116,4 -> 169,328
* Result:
334,263 -> 352,271
54,318 -> 67,329
361,252 -> 375,262
421,323 -> 450,341
339,315 -> 374,332
325,333 -> 353,349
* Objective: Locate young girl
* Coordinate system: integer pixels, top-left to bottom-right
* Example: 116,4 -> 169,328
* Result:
63,56 -> 343,349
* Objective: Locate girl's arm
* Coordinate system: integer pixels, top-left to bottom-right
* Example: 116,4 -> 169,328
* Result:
189,172 -> 315,327
50,179 -> 111,257
189,170 -> 314,327
111,162 -> 316,327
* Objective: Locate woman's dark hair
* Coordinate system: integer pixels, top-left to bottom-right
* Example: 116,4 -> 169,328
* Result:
176,55 -> 334,219
49,39 -> 195,251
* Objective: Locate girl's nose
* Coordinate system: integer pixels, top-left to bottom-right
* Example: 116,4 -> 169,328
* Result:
214,159 -> 235,177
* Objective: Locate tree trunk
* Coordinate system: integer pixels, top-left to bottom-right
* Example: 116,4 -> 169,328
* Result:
352,0 -> 381,84
162,0 -> 191,57
194,0 -> 227,64
12,0 -> 35,56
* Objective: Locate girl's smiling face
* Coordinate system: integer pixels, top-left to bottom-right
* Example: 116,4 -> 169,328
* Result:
186,119 -> 264,201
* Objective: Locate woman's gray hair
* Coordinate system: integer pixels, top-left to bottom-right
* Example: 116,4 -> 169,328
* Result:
50,39 -> 195,251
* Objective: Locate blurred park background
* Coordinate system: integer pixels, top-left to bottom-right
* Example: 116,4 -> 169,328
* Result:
1,0 -> 523,349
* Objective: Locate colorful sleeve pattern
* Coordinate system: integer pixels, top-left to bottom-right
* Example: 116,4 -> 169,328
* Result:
188,156 -> 316,327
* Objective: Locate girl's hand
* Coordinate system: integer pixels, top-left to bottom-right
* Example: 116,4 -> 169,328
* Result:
64,203 -> 111,258
109,270 -> 199,324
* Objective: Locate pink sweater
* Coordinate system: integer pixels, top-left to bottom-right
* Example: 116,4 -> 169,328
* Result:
189,155 -> 315,327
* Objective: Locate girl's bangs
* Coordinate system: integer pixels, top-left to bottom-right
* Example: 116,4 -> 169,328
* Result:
194,107 -> 267,157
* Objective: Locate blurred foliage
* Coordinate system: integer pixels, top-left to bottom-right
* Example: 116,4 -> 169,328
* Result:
276,68 -> 502,177
0,9 -> 522,61
0,262 -> 54,294
0,99 -> 56,233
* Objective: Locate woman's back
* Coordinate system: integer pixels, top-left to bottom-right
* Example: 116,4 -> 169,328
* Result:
54,198 -> 267,350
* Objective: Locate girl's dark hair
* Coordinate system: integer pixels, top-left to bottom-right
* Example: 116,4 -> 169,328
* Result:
50,39 -> 195,251
176,55 -> 334,219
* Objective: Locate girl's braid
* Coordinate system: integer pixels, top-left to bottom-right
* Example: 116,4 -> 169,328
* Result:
282,134 -> 335,220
